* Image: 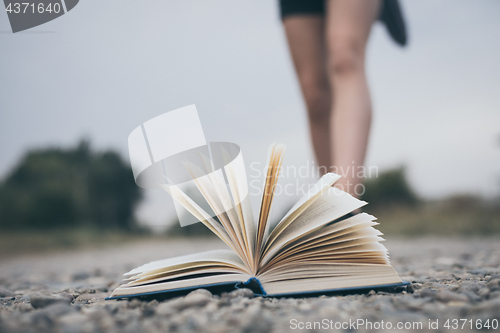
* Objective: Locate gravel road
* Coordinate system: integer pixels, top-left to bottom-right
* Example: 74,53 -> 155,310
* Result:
1,237 -> 499,333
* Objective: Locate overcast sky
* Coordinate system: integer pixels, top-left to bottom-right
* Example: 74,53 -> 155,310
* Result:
1,0 -> 499,228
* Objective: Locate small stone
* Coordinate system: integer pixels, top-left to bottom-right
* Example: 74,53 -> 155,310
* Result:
75,284 -> 108,294
72,272 -> 91,281
478,288 -> 490,298
393,296 -> 429,310
461,291 -> 481,302
156,302 -> 176,316
489,291 -> 500,299
30,303 -> 75,329
157,292 -> 213,312
422,282 -> 449,290
435,290 -> 469,303
30,294 -> 72,309
142,301 -> 158,317
59,291 -> 74,302
435,257 -> 456,265
471,269 -> 488,275
0,288 -> 15,297
487,278 -> 500,291
127,298 -> 143,309
227,288 -> 254,299
467,298 -> 500,317
121,318 -> 142,333
182,292 -> 212,307
411,283 -> 423,291
187,288 -> 212,298
15,303 -> 34,312
419,288 -> 437,299
446,301 -> 467,307
298,302 -> 313,312
457,281 -> 486,293
103,300 -> 128,314
19,295 -> 30,302
59,312 -> 95,333
74,292 -> 109,304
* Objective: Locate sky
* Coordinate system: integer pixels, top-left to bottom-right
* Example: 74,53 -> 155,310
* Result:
1,0 -> 499,229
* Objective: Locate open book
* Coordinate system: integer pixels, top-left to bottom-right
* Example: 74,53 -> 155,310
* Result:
108,144 -> 407,299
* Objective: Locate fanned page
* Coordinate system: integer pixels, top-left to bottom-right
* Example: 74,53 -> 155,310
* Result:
222,148 -> 257,273
255,143 -> 285,265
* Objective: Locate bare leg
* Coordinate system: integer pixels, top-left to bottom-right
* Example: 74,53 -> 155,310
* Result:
326,0 -> 380,196
283,16 -> 331,174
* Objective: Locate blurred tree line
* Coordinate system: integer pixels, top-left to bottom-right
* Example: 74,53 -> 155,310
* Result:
0,140 -> 142,230
167,167 -> 420,237
361,167 -> 500,235
168,166 -> 500,236
361,166 -> 418,208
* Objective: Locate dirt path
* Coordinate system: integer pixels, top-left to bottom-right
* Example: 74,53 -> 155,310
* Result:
1,237 -> 499,332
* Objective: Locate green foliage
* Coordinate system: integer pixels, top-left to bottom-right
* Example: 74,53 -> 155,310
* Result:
361,167 -> 418,209
165,221 -> 216,237
0,140 -> 142,230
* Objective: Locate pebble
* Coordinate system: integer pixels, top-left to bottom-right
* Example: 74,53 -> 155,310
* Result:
490,291 -> 500,299
155,301 -> 177,316
0,288 -> 15,297
226,288 -> 254,299
456,281 -> 486,293
74,292 -> 109,304
179,291 -> 212,309
72,272 -> 91,281
487,278 -> 500,291
0,238 -> 499,333
30,303 -> 75,327
435,290 -> 469,303
74,284 -> 108,294
30,294 -> 73,309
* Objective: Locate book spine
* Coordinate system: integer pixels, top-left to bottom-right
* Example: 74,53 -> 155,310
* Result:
235,277 -> 266,296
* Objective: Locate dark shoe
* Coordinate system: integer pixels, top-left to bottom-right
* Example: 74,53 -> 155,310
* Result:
379,0 -> 408,47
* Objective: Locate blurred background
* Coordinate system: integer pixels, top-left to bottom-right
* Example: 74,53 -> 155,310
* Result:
1,0 -> 499,255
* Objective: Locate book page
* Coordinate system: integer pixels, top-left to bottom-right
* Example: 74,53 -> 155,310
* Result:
129,266 -> 246,286
166,184 -> 240,255
264,173 -> 341,248
260,263 -> 397,282
261,271 -> 402,295
223,150 -> 256,271
255,144 -> 285,264
183,163 -> 249,265
270,236 -> 386,266
261,187 -> 366,266
111,273 -> 251,297
263,237 -> 388,272
265,224 -> 382,268
272,213 -> 378,259
124,249 -> 247,277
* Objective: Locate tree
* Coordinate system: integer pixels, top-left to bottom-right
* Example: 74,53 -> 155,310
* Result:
0,140 -> 142,230
361,167 -> 418,208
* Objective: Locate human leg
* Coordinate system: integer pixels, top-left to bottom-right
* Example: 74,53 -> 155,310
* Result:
325,0 -> 381,196
283,16 -> 332,173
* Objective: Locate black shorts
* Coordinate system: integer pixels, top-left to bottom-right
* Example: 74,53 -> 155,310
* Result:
278,0 -> 408,47
279,0 -> 325,18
